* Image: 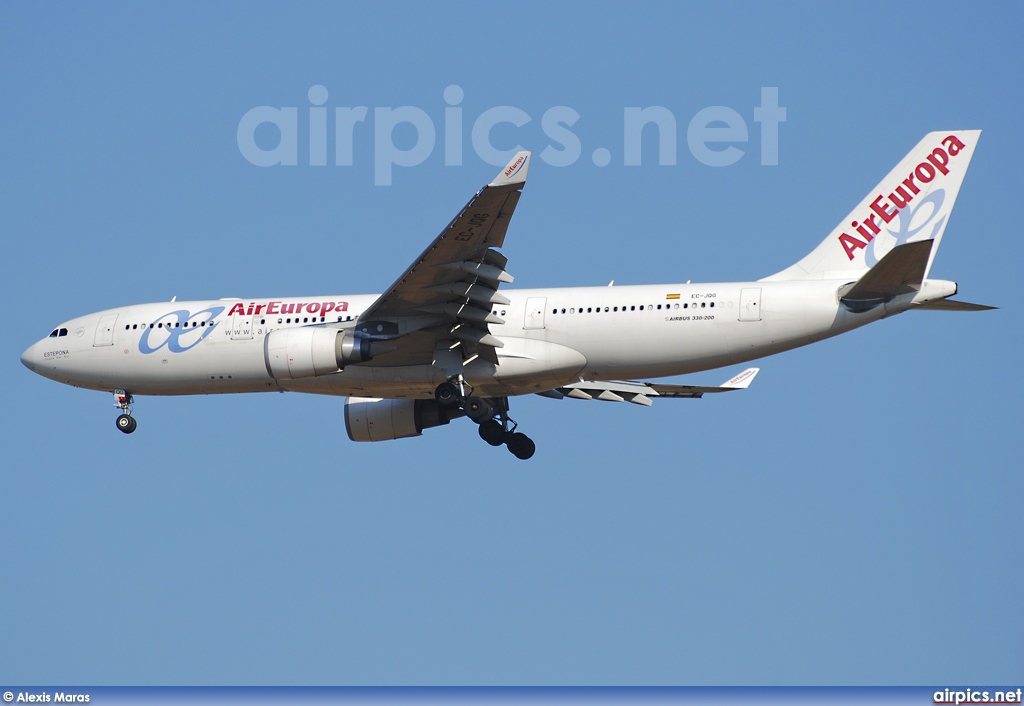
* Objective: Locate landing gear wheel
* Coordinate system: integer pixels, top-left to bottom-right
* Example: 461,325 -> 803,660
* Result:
478,419 -> 505,446
505,432 -> 536,460
466,396 -> 494,423
434,382 -> 460,405
116,414 -> 137,434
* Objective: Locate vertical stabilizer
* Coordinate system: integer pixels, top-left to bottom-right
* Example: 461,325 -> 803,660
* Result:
763,130 -> 980,281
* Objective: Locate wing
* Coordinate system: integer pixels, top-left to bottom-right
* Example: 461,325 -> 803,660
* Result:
539,368 -> 760,405
353,152 -> 530,366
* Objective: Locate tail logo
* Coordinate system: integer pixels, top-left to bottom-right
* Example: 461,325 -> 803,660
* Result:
838,135 -> 966,261
866,189 -> 945,267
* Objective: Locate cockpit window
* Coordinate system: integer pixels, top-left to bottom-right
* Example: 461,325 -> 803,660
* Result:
59,328 -> 68,337
48,328 -> 69,337
49,329 -> 59,338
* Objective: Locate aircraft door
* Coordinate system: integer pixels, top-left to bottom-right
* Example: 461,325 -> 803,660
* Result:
230,313 -> 254,340
739,288 -> 762,321
524,297 -> 547,330
93,314 -> 118,346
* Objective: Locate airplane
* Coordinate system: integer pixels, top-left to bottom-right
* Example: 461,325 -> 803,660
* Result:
21,131 -> 994,460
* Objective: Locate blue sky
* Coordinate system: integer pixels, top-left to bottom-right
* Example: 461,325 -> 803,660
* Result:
2,1 -> 1021,686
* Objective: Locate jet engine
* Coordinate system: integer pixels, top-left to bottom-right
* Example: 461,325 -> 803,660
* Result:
264,327 -> 376,380
344,396 -> 463,442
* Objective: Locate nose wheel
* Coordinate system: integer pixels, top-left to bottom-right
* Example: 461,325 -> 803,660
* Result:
113,389 -> 137,434
436,381 -> 535,460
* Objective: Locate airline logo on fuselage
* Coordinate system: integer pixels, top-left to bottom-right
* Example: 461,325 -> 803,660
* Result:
838,134 -> 967,261
226,300 -> 349,317
139,306 -> 224,354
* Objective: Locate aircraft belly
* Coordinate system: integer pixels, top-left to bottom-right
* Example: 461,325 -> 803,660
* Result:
484,338 -> 587,395
64,333 -> 276,395
279,339 -> 590,399
280,364 -> 437,398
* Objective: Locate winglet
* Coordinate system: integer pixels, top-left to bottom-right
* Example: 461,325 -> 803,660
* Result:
721,367 -> 759,389
489,151 -> 531,187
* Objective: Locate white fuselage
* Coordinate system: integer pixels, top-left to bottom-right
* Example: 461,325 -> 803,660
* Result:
20,278 -> 955,401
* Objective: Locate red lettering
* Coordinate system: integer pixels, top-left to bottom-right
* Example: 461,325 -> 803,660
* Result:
870,195 -> 897,224
888,185 -> 912,210
853,221 -> 874,242
255,303 -> 266,315
321,302 -> 336,317
281,303 -> 296,314
839,233 -> 867,260
837,137 -> 967,259
927,147 -> 950,176
307,302 -> 320,314
338,301 -> 348,312
267,301 -> 280,315
863,214 -> 881,236
942,134 -> 965,156
246,303 -> 254,316
227,303 -> 246,316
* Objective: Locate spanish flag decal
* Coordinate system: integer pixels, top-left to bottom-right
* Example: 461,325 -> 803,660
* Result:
666,293 -> 680,300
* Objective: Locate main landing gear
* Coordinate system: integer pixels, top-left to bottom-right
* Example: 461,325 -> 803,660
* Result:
434,381 -> 536,460
113,389 -> 137,434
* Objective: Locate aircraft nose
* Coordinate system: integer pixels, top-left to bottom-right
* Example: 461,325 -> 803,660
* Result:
21,343 -> 37,372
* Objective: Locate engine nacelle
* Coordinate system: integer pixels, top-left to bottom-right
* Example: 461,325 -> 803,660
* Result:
344,396 -> 461,442
264,327 -> 374,380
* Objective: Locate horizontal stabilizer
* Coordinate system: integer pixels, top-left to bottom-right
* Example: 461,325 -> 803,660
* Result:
844,240 -> 932,300
914,298 -> 997,312
840,240 -> 932,312
539,368 -> 760,404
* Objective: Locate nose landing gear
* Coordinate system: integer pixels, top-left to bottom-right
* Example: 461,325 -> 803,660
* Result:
113,389 -> 137,434
435,380 -> 536,459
